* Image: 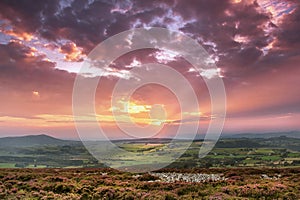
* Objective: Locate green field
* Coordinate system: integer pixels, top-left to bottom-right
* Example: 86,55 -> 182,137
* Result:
0,136 -> 300,170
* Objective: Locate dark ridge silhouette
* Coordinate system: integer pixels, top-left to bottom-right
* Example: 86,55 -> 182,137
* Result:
0,134 -> 79,147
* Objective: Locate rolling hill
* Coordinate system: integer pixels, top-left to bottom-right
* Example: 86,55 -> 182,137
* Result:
0,134 -> 78,147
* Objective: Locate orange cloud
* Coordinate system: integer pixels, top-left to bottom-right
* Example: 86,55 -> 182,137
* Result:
59,42 -> 85,62
3,29 -> 35,41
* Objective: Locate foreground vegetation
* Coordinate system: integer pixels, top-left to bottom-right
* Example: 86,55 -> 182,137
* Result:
0,168 -> 299,199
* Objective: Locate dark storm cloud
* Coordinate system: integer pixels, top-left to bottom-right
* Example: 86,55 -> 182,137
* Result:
0,0 -> 297,64
0,0 -> 173,54
177,1 -> 268,41
174,0 -> 230,20
0,0 -> 59,33
0,0 -> 111,53
178,1 -> 272,78
275,1 -> 300,49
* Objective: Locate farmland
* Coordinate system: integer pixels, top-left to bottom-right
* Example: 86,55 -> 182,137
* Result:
0,135 -> 300,169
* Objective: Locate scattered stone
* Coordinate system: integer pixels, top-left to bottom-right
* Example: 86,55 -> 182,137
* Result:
149,172 -> 225,183
261,174 -> 281,180
132,174 -> 142,178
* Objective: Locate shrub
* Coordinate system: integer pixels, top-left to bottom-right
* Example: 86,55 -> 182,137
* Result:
138,173 -> 159,181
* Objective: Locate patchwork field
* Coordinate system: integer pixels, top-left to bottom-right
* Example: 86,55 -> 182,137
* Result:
1,135 -> 300,170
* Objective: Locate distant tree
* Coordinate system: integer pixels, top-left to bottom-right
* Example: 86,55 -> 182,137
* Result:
15,163 -> 25,168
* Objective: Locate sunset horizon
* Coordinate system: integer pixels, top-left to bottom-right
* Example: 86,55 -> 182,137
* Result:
1,0 -> 299,140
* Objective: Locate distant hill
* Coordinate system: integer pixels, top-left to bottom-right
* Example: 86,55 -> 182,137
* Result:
224,131 -> 300,139
1,131 -> 299,148
0,134 -> 79,147
216,136 -> 300,151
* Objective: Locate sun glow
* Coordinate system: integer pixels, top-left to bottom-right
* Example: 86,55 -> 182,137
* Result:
231,0 -> 242,4
125,102 -> 151,114
109,100 -> 169,126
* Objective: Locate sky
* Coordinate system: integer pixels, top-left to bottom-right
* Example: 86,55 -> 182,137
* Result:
0,0 -> 299,139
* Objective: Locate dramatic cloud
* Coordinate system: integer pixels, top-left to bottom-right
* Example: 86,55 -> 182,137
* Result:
0,0 -> 299,138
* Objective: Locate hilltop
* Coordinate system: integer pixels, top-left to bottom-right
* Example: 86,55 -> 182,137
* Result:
0,134 -> 79,147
